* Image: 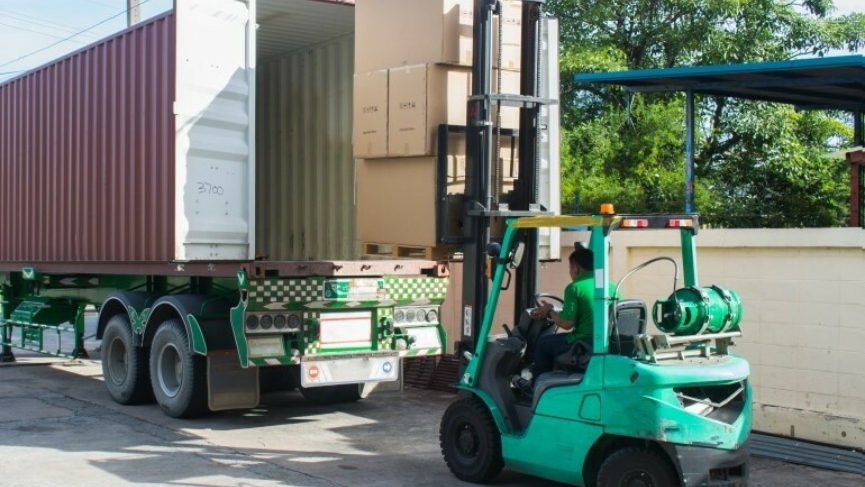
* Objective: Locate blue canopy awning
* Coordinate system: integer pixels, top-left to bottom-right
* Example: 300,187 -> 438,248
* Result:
574,55 -> 865,111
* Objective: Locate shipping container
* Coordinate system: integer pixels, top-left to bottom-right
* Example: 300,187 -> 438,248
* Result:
0,0 -> 363,267
0,0 -> 452,419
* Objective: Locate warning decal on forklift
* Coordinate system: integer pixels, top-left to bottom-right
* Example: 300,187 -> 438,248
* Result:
463,306 -> 472,336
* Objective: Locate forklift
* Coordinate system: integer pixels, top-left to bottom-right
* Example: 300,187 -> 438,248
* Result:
439,1 -> 752,486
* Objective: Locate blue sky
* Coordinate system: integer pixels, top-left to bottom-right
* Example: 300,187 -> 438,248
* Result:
0,0 -> 173,81
0,0 -> 863,83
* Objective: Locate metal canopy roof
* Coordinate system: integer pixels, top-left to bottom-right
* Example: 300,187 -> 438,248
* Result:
574,55 -> 865,111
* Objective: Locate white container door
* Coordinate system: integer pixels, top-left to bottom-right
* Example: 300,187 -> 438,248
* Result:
539,17 -> 561,261
174,0 -> 256,260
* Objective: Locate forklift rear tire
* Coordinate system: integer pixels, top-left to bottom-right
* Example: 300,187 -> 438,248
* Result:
597,447 -> 679,487
440,397 -> 504,483
102,314 -> 154,404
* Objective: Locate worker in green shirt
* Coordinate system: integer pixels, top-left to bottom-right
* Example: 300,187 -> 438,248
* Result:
529,242 -> 617,385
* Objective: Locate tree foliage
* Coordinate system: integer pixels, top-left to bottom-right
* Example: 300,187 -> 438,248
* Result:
549,0 -> 865,227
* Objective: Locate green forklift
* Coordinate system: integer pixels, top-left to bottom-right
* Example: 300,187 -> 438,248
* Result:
440,1 -> 751,486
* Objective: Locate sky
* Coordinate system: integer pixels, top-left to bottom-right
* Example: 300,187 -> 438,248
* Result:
0,0 -> 173,82
0,0 -> 863,83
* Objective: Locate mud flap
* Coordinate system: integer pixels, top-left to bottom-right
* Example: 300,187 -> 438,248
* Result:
207,351 -> 259,411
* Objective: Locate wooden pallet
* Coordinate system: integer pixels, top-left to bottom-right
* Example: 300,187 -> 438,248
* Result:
362,242 -> 456,261
429,356 -> 460,393
403,356 -> 438,390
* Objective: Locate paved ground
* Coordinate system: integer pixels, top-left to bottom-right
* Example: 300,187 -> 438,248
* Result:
0,348 -> 862,486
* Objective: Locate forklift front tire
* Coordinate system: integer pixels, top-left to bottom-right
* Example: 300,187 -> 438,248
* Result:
597,447 -> 679,487
440,397 -> 504,483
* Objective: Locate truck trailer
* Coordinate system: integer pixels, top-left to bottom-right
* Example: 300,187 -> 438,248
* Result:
0,0 -> 451,417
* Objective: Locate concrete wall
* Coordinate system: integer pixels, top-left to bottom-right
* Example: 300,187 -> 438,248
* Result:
440,228 -> 865,449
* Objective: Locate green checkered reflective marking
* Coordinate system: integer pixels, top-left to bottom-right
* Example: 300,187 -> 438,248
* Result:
385,276 -> 449,302
303,310 -> 320,354
248,277 -> 448,310
247,278 -> 326,310
377,308 -> 394,351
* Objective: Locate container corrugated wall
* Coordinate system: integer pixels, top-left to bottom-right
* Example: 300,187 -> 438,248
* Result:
256,35 -> 357,261
0,14 -> 176,262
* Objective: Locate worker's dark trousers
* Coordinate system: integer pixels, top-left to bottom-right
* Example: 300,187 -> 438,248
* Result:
532,333 -> 571,383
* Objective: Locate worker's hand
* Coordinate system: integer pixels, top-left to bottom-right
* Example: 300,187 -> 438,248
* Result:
531,302 -> 553,319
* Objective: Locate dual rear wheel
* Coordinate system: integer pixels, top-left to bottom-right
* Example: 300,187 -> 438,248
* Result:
103,316 -> 363,417
101,316 -> 206,418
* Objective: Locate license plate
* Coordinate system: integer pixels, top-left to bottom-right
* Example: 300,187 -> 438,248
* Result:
319,311 -> 372,348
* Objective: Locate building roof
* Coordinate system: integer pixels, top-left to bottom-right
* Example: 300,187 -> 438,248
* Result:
574,55 -> 865,111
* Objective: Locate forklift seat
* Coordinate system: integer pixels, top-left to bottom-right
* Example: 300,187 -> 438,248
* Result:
550,299 -> 648,372
609,299 -> 648,357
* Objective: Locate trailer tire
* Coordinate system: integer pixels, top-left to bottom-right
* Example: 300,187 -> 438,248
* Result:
440,396 -> 504,483
101,314 -> 153,404
299,384 -> 362,404
597,447 -> 679,487
149,319 -> 208,418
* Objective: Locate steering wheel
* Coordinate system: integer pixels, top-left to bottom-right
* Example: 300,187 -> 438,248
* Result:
534,293 -> 564,309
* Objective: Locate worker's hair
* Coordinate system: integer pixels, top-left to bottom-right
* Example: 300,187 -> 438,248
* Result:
569,247 -> 594,271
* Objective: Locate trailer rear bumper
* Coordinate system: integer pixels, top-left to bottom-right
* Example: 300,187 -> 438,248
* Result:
300,352 -> 399,388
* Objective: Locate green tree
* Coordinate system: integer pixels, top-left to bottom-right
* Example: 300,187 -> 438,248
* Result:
549,0 -> 865,227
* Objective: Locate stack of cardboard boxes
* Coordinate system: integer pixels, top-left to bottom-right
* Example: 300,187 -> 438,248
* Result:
354,0 -> 522,255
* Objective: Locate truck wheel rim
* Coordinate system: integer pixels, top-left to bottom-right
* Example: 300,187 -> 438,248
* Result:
107,336 -> 128,385
157,343 -> 183,398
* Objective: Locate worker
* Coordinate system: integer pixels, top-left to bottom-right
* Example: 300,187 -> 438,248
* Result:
527,242 -> 617,389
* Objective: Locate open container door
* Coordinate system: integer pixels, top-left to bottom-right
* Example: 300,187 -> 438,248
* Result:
174,0 -> 256,260
538,17 -> 561,261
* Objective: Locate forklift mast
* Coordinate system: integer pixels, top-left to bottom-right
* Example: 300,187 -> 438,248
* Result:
461,0 -> 553,353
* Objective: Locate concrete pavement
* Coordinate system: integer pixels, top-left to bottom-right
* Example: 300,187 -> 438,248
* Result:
0,352 -> 862,487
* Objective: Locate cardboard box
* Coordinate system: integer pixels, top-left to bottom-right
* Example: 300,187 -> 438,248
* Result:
490,68 -> 521,129
493,17 -> 522,71
387,64 -> 521,157
356,157 -> 441,247
388,64 -> 472,156
355,0 -> 521,73
353,70 -> 388,158
355,0 -> 474,73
